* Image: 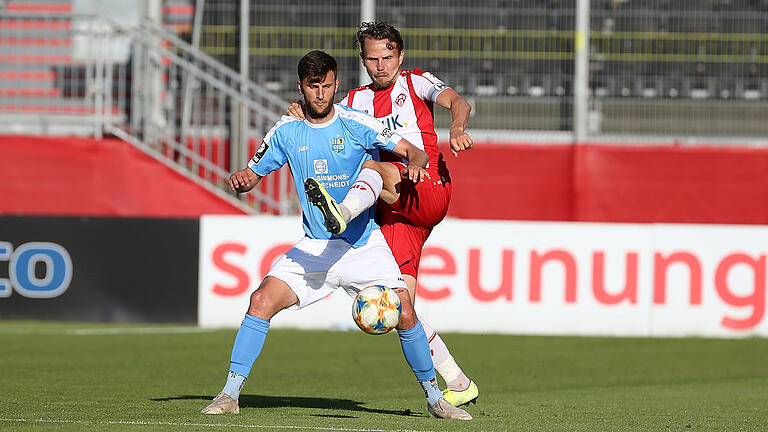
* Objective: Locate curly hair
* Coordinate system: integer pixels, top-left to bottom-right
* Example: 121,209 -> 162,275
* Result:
355,22 -> 404,55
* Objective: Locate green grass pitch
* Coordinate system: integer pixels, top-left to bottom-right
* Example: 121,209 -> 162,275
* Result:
2,321 -> 768,431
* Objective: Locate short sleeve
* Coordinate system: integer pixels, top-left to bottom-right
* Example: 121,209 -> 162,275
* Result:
411,70 -> 449,103
339,108 -> 402,152
247,118 -> 290,176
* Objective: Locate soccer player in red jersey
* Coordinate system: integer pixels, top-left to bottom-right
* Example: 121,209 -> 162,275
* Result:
288,22 -> 477,406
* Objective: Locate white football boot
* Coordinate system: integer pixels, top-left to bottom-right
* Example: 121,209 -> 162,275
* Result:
427,397 -> 473,420
200,393 -> 240,414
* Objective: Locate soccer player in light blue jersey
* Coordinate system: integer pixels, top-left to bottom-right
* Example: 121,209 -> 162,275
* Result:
200,50 -> 471,420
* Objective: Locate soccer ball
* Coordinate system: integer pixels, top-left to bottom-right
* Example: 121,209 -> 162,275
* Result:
352,285 -> 402,335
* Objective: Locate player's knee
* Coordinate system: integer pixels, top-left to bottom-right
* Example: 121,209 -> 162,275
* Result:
362,159 -> 379,171
362,160 -> 388,181
395,291 -> 418,330
247,277 -> 295,320
247,289 -> 272,320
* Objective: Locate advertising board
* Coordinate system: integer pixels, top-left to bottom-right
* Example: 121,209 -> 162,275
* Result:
199,215 -> 768,337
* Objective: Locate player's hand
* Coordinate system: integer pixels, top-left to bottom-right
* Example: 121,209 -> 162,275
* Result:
286,100 -> 306,120
228,169 -> 257,193
449,128 -> 473,157
400,165 -> 431,183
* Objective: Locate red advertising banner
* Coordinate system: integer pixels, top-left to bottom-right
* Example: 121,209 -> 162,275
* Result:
440,142 -> 768,224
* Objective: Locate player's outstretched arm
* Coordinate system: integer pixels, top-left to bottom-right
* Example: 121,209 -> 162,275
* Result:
228,168 -> 261,193
285,101 -> 306,120
391,138 -> 430,183
436,88 -> 473,157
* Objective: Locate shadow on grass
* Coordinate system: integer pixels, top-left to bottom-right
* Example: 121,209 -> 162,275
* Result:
152,394 -> 423,417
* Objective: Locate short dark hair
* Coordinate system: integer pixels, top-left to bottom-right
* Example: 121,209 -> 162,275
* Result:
355,22 -> 404,55
297,50 -> 337,83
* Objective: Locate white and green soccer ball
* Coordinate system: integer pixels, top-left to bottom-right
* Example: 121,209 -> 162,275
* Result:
351,285 -> 402,335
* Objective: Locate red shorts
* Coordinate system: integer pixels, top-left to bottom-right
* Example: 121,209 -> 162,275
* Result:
377,161 -> 452,278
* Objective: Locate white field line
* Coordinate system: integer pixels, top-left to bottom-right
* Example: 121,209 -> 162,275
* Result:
65,327 -> 221,335
0,326 -> 224,336
0,418 -> 451,432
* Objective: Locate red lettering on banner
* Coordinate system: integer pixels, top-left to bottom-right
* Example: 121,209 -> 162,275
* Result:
212,243 -> 249,296
592,251 -> 638,304
715,253 -> 766,330
259,243 -> 293,278
653,252 -> 702,305
529,250 -> 577,303
416,247 -> 454,300
468,248 -> 514,302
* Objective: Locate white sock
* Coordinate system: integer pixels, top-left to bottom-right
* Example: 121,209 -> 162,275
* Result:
339,168 -> 383,222
421,318 -> 471,391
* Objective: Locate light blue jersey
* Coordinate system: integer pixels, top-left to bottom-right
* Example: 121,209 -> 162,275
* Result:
248,104 -> 403,248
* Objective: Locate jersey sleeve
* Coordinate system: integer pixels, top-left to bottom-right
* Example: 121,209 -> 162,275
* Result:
247,116 -> 291,176
341,108 -> 403,152
411,69 -> 449,103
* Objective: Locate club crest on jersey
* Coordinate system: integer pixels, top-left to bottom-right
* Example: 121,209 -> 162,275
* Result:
314,159 -> 328,174
395,93 -> 407,106
331,136 -> 345,153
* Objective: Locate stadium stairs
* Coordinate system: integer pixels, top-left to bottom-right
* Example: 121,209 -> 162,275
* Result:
0,0 -> 86,132
0,1 -> 293,217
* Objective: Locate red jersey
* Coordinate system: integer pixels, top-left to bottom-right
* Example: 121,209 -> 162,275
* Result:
340,68 -> 448,173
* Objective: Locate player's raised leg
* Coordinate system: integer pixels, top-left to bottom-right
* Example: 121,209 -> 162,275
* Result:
359,159 -> 404,205
201,277 -> 298,414
305,167 -> 384,234
393,288 -> 472,420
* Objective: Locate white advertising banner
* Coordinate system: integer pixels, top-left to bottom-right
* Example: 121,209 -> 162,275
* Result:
199,215 -> 768,338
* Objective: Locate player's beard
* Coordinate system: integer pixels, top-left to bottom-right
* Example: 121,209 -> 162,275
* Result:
372,69 -> 400,90
305,97 -> 334,119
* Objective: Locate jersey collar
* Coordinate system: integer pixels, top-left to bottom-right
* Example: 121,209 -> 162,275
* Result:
303,105 -> 339,128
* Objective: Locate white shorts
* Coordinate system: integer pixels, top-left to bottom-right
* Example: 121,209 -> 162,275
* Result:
267,229 -> 406,309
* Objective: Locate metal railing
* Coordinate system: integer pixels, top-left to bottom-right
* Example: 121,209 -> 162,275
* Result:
111,18 -> 297,214
0,11 -> 297,214
188,1 -> 768,145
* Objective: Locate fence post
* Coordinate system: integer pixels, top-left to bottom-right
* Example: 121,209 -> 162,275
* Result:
93,23 -> 104,140
359,0 -> 375,86
573,0 -> 590,144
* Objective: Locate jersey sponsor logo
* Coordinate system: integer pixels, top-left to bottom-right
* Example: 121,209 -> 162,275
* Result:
434,82 -> 446,92
298,145 -> 308,152
314,159 -> 328,174
380,116 -> 404,131
395,93 -> 407,106
250,141 -> 269,164
377,127 -> 396,143
316,173 -> 350,188
331,136 -> 345,153
316,174 -> 349,181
